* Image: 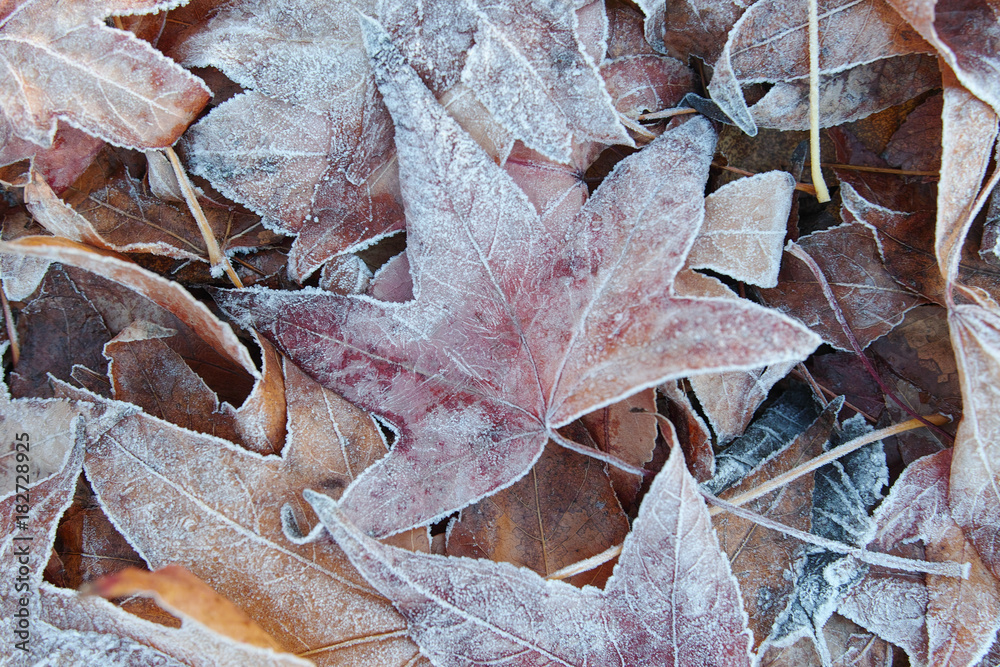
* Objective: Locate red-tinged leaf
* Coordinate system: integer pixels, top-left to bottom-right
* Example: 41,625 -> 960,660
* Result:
885,0 -> 1000,118
759,219 -> 925,351
214,20 -> 821,537
0,0 -> 209,149
707,0 -> 931,135
0,120 -> 104,192
305,444 -> 753,667
936,68 -> 999,285
674,270 -> 797,444
840,449 -> 1000,666
949,300 -> 1000,582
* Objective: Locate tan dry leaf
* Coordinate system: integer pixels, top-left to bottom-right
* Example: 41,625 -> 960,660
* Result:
0,208 -> 49,301
103,320 -> 242,444
445,442 -> 629,589
948,298 -> 1000,583
936,67 -> 999,285
0,0 -> 209,149
44,148 -> 282,264
0,237 -> 255,376
36,585 -> 312,667
63,362 -> 425,665
686,171 -> 794,289
0,237 -> 288,453
90,565 -> 284,652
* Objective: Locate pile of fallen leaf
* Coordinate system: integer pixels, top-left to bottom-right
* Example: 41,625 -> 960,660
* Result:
3,0 -> 1000,665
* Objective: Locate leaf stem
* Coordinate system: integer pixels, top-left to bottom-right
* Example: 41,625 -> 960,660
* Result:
702,490 -> 969,578
807,0 -> 831,203
786,242 -> 954,443
163,147 -> 244,288
549,431 -> 650,478
546,543 -> 623,581
708,414 -> 949,514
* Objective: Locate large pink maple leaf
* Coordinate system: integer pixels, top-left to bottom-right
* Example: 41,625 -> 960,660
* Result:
214,17 -> 820,538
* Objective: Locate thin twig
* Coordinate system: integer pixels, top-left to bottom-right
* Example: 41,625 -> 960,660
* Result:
163,146 -> 244,288
0,281 -> 19,365
810,162 -> 938,177
549,430 -> 650,478
709,414 -> 950,514
791,365 -> 878,423
712,162 -> 818,195
787,242 -> 954,443
807,0 -> 831,202
703,490 -> 969,578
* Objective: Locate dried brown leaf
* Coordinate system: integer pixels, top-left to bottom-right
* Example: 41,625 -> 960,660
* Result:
635,0 -> 747,63
67,372 -> 425,665
579,388 -> 658,510
0,0 -> 209,149
760,218 -> 925,350
446,442 -> 629,589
